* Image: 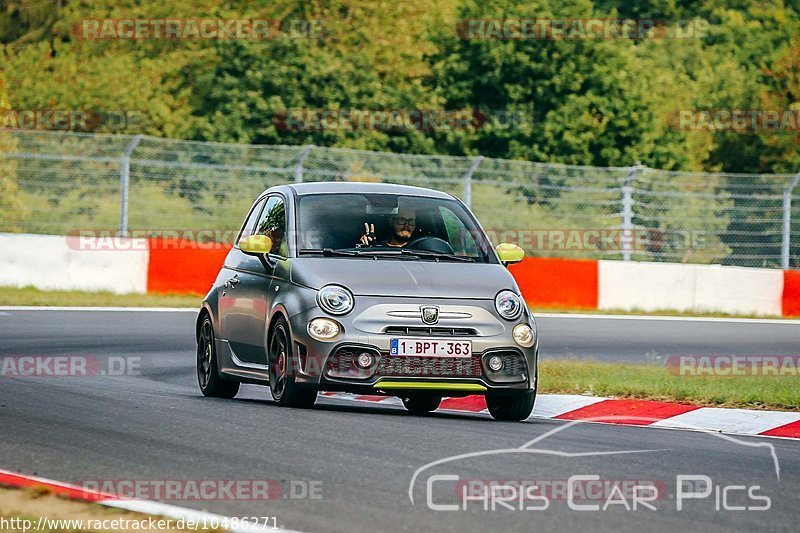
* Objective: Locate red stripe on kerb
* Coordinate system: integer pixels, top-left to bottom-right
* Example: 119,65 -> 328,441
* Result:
760,419 -> 800,438
353,395 -> 388,402
554,399 -> 700,425
439,395 -> 487,412
0,470 -> 118,501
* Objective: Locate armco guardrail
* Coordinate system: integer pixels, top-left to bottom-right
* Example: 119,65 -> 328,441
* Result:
1,129 -> 799,269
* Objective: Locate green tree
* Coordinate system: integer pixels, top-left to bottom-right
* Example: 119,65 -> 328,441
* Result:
0,71 -> 27,231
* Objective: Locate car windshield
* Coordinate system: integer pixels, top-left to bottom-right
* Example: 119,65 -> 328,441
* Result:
295,193 -> 497,263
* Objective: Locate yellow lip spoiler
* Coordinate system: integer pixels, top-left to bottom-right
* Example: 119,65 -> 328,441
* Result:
373,380 -> 487,392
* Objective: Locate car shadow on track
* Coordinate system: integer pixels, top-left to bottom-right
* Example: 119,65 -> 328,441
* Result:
229,396 -> 499,422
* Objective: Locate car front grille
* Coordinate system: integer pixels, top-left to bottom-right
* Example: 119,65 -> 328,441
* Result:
383,326 -> 478,336
377,355 -> 483,377
325,346 -> 527,381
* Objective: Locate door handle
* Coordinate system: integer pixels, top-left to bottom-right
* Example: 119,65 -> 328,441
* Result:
224,274 -> 240,289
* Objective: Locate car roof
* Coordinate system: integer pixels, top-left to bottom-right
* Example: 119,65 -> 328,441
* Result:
277,181 -> 455,199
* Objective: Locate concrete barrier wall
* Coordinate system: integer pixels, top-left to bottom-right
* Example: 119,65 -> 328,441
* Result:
598,260 -> 784,316
0,233 -> 149,294
1,233 -> 798,316
598,261 -> 696,312
693,264 -> 784,315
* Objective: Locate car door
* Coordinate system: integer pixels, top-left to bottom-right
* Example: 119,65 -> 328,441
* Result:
221,194 -> 289,365
218,195 -> 265,345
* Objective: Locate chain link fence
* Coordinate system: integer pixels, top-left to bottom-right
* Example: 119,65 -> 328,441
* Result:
1,129 -> 798,269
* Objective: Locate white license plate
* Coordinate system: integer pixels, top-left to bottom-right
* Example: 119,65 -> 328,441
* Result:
390,337 -> 472,358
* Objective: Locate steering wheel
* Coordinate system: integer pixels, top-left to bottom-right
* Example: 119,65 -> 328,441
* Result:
406,236 -> 455,254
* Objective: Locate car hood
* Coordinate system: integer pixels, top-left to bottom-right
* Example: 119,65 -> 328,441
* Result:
290,258 -> 518,299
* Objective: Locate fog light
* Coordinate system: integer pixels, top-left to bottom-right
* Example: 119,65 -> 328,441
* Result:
487,355 -> 504,372
307,318 -> 341,341
513,323 -> 535,348
355,352 -> 375,369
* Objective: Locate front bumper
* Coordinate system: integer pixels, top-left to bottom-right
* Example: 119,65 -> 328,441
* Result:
287,296 -> 538,395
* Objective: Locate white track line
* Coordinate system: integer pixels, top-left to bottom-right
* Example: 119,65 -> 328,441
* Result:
101,499 -> 303,533
3,307 -> 799,323
0,468 -> 302,533
0,306 -> 198,312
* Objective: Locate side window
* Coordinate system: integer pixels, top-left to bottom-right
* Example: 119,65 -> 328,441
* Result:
236,197 -> 266,245
254,196 -> 288,257
440,206 -> 479,256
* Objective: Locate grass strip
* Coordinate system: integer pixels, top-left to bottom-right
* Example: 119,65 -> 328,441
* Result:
540,359 -> 800,411
0,286 -> 202,308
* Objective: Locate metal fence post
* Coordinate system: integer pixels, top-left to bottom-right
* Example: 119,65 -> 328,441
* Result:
119,134 -> 143,237
781,172 -> 800,270
463,156 -> 483,209
294,145 -> 313,183
621,162 -> 643,261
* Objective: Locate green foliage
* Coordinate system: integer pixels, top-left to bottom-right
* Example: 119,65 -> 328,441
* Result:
0,72 -> 27,230
2,0 -> 800,263
2,0 -> 798,173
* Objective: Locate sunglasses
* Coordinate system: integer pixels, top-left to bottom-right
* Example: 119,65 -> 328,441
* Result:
391,217 -> 416,226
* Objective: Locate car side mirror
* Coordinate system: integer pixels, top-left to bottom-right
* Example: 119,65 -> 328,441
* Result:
239,234 -> 273,255
496,243 -> 524,267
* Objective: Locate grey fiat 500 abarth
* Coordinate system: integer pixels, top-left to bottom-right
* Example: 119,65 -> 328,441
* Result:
196,182 -> 538,421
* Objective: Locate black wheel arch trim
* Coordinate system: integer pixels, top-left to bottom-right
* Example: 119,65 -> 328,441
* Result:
196,303 -> 215,341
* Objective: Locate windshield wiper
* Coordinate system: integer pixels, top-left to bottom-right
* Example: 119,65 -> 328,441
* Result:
299,248 -> 473,262
298,248 -> 410,259
399,249 -> 475,262
299,248 -> 363,257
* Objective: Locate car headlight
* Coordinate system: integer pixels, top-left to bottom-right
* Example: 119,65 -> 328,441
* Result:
308,317 -> 341,341
317,285 -> 354,316
513,323 -> 535,348
495,290 -> 522,320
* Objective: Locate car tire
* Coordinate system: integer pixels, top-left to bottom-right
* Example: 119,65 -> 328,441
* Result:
197,315 -> 240,399
269,317 -> 317,408
401,395 -> 442,414
486,391 -> 536,421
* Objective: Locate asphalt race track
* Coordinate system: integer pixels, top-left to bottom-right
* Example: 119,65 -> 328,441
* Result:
535,313 -> 800,362
1,309 -> 799,532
